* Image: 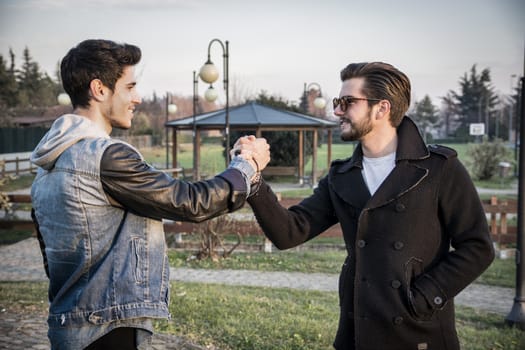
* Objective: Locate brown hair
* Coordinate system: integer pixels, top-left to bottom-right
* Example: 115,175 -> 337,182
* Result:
61,39 -> 141,108
340,62 -> 410,127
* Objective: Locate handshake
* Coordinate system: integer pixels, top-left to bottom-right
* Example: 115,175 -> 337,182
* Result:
231,135 -> 271,178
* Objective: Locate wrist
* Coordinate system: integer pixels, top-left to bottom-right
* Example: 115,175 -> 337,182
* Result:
250,157 -> 261,184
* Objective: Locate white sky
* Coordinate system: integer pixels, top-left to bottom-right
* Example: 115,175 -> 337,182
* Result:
0,0 -> 524,109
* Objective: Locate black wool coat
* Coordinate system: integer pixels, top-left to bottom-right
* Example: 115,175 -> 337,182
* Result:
248,117 -> 495,350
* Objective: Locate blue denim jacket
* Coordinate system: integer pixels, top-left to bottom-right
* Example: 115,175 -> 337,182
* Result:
31,114 -> 253,349
32,134 -> 169,348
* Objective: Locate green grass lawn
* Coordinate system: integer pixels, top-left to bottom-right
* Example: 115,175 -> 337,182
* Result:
2,281 -> 523,350
169,248 -> 516,289
169,250 -> 347,274
140,144 -> 226,175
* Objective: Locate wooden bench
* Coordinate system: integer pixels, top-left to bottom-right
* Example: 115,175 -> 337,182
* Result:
482,196 -> 517,246
262,166 -> 297,177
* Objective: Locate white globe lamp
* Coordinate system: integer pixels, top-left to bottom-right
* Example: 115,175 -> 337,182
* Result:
167,103 -> 178,114
204,86 -> 219,102
57,93 -> 71,106
313,96 -> 327,109
199,62 -> 219,84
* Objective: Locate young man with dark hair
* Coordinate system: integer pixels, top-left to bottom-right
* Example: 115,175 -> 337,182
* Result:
241,62 -> 494,349
31,39 -> 270,349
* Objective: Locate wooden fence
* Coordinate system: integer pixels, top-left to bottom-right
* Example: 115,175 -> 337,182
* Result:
482,196 -> 517,246
0,157 -> 35,178
0,193 -> 520,248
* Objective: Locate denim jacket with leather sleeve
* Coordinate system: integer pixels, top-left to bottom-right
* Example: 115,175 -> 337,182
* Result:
30,114 -> 250,349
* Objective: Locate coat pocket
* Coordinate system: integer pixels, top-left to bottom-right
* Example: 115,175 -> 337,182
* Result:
404,257 -> 435,321
131,237 -> 148,284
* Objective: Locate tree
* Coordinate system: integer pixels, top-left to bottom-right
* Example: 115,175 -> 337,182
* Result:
16,47 -> 60,108
448,65 -> 499,140
128,112 -> 152,135
194,215 -> 241,261
440,91 -> 461,138
408,95 -> 440,143
0,54 -> 18,109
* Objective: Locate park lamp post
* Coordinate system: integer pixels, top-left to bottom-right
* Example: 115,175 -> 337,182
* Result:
192,70 -> 200,180
166,92 -> 178,169
506,73 -> 525,330
509,74 -> 518,143
199,39 -> 229,168
301,82 -> 327,115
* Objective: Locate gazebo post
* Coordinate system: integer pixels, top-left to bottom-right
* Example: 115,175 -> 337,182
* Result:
327,129 -> 333,168
298,130 -> 304,184
312,129 -> 318,184
171,129 -> 177,169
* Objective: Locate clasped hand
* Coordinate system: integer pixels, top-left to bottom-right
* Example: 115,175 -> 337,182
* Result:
231,136 -> 270,177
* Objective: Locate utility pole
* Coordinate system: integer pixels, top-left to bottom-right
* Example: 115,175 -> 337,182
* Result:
505,44 -> 525,330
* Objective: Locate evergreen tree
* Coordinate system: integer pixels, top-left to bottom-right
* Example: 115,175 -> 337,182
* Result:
448,65 -> 499,139
440,92 -> 461,138
16,47 -> 60,107
0,54 -> 19,108
408,95 -> 440,143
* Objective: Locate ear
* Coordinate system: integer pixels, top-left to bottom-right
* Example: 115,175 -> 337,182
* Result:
375,100 -> 391,120
89,79 -> 109,102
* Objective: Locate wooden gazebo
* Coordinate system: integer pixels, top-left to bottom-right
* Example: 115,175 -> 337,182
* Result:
165,101 -> 338,184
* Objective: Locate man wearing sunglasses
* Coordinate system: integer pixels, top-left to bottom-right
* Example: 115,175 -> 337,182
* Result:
242,62 -> 494,349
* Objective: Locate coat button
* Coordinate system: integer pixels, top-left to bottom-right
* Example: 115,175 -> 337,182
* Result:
393,316 -> 404,325
391,280 -> 401,289
395,203 -> 406,212
434,296 -> 443,306
357,240 -> 366,248
393,241 -> 404,250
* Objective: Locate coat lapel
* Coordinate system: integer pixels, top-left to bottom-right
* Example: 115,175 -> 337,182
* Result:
366,161 -> 428,210
329,117 -> 430,211
331,166 -> 371,209
366,117 -> 431,209
330,143 -> 371,209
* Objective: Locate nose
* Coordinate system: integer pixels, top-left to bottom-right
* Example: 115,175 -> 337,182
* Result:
333,105 -> 344,118
132,91 -> 142,105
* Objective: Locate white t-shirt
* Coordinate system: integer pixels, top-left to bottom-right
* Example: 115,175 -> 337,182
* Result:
362,152 -> 396,195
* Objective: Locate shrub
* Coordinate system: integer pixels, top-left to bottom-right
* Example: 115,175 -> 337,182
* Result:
466,137 -> 512,180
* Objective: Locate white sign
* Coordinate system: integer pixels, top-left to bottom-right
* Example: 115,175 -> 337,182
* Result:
469,123 -> 485,136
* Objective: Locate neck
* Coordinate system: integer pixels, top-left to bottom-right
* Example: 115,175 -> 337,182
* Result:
361,124 -> 398,158
74,106 -> 112,135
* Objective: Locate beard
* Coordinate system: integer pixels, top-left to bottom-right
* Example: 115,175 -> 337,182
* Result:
340,108 -> 373,142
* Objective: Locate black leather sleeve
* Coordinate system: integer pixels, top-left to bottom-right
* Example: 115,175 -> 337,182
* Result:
100,143 -> 248,222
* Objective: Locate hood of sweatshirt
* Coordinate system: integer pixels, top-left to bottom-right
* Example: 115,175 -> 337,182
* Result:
31,114 -> 110,170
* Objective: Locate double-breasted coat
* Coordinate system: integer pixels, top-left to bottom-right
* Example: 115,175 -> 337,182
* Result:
247,117 -> 494,350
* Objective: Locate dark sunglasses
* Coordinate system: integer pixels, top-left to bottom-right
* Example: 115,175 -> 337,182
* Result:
333,96 -> 382,112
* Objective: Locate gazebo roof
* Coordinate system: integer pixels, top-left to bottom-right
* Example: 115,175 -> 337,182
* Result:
165,101 -> 338,129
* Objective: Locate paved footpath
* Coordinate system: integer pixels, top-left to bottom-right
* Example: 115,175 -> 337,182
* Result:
0,238 -> 518,349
